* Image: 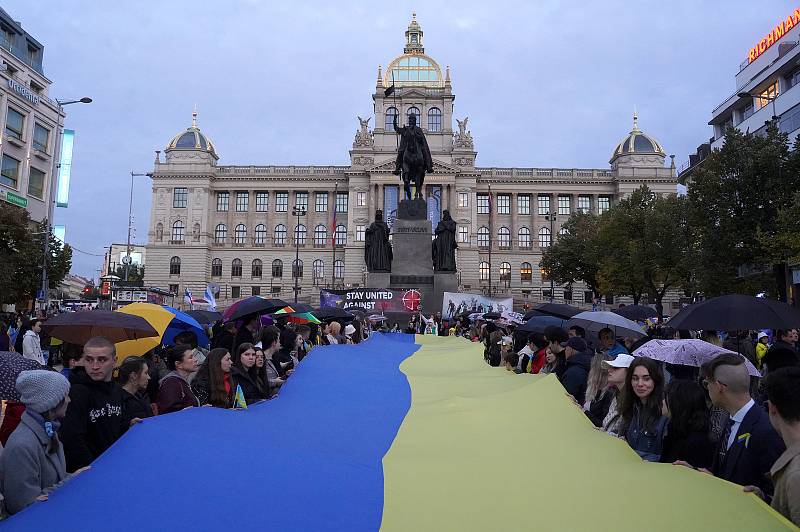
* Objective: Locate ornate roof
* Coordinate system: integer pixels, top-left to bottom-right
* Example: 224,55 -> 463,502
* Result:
166,110 -> 218,158
383,14 -> 445,88
611,112 -> 665,162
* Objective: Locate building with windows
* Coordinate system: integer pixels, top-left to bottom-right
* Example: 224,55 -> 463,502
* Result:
100,243 -> 147,278
144,15 -> 676,307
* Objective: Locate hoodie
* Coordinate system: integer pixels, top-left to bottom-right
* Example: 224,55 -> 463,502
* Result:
559,351 -> 593,406
156,370 -> 199,415
59,367 -> 128,472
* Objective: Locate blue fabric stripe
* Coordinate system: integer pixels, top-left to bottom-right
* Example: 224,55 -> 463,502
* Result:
4,333 -> 418,531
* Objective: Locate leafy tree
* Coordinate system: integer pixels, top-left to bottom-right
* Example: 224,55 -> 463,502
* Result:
114,264 -> 145,283
540,212 -> 603,298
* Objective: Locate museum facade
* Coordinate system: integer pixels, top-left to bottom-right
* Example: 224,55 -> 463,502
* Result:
144,15 -> 677,308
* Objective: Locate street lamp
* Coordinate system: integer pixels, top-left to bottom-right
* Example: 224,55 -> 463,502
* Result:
737,91 -> 779,124
125,172 -> 153,281
543,210 -> 557,301
292,205 -> 307,303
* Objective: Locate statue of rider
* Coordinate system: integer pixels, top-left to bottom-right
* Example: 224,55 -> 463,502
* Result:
392,113 -> 433,199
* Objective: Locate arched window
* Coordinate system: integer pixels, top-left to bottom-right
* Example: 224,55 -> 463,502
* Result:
169,256 -> 181,275
427,107 -> 442,132
235,224 -> 247,244
292,259 -> 303,278
231,258 -> 242,277
214,224 -> 227,244
274,224 -> 287,246
521,262 -> 533,282
538,227 -> 551,248
477,226 -> 489,248
171,220 -> 185,242
479,261 -> 489,281
211,258 -> 222,277
313,259 -> 324,280
335,224 -> 347,246
334,259 -> 344,279
254,224 -> 267,245
498,227 -> 510,249
406,106 -> 421,125
314,224 -> 327,247
500,262 -> 511,282
252,259 -> 262,278
295,224 -> 307,246
385,106 -> 398,130
518,227 -> 531,248
272,259 -> 283,278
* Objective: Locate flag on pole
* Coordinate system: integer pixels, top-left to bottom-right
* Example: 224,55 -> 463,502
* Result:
184,287 -> 194,310
204,285 -> 217,311
234,384 -> 248,409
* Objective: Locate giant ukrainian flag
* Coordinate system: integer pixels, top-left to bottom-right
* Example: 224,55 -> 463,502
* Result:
5,334 -> 795,530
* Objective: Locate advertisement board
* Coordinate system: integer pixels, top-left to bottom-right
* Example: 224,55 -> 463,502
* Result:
320,288 -> 423,312
441,292 -> 513,319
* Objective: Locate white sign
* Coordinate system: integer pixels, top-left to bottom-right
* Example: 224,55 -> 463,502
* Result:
441,292 -> 513,320
7,78 -> 39,105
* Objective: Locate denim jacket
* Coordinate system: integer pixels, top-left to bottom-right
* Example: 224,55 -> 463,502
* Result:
625,405 -> 668,462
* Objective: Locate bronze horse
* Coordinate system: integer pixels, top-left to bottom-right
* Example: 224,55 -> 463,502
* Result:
393,114 -> 433,201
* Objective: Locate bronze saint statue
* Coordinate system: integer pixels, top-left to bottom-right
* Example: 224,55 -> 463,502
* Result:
364,209 -> 393,273
393,113 -> 433,201
432,210 -> 457,272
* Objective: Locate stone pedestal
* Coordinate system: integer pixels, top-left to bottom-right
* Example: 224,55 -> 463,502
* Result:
366,272 -> 390,289
389,199 -> 437,313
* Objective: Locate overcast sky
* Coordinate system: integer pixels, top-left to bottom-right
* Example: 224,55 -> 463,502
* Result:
6,0 -> 796,278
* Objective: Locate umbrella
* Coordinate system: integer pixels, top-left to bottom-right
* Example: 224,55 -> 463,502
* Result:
0,352 -> 42,401
483,311 -> 502,320
522,310 -> 545,321
185,310 -> 222,325
568,311 -> 646,339
468,312 -> 484,321
532,303 -> 581,319
223,297 -> 290,323
162,306 -> 210,347
287,312 -> 322,325
667,294 -> 800,331
633,339 -> 760,377
613,305 -> 658,321
260,315 -> 275,327
313,307 -> 356,321
287,303 -> 315,314
368,314 -> 388,322
502,310 -> 525,324
42,310 -> 158,345
517,315 -> 566,334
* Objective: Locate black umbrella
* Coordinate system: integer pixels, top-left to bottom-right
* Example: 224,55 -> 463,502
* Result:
223,297 -> 290,323
42,311 -> 159,344
185,310 -> 222,325
667,294 -> 800,331
532,303 -> 581,319
313,307 -> 356,321
612,305 -> 658,321
0,352 -> 42,401
483,311 -> 502,320
522,310 -> 545,321
517,316 -> 566,334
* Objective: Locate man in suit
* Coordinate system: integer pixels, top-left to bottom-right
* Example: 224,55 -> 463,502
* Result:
705,354 -> 785,494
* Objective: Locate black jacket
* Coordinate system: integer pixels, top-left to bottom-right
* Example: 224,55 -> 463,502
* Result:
559,351 -> 592,406
585,388 -> 614,428
121,388 -> 153,420
660,429 -> 715,469
231,366 -> 267,405
59,367 -> 128,472
273,348 -> 295,376
233,327 -> 255,354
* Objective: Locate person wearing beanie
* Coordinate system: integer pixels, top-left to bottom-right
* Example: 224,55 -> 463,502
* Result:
558,336 -> 593,406
0,370 -> 87,514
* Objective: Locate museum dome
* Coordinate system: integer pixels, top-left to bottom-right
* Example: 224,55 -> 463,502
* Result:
383,14 -> 445,88
611,112 -> 665,162
166,111 -> 218,158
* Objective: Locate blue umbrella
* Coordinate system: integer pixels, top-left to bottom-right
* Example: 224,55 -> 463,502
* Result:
162,306 -> 210,347
517,315 -> 566,334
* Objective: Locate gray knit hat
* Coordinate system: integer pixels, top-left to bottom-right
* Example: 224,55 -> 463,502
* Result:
16,370 -> 70,413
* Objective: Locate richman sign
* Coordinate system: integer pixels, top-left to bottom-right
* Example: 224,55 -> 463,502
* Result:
749,8 -> 800,63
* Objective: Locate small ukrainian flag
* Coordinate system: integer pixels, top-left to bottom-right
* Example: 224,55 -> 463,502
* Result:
234,384 -> 248,409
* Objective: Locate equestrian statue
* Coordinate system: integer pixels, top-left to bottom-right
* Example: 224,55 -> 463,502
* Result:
393,113 -> 433,200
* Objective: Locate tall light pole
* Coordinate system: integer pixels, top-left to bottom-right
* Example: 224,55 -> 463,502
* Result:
544,210 -> 557,301
40,97 -> 92,312
125,172 -> 152,281
292,204 -> 307,303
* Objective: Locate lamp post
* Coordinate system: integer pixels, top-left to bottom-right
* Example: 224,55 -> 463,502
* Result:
40,97 -> 92,312
544,210 -> 557,301
737,91 -> 779,124
292,205 -> 307,303
125,172 -> 152,281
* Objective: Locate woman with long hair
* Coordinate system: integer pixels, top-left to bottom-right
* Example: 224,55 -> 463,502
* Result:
260,326 -> 284,396
191,348 -> 234,408
660,379 -> 714,468
231,343 -> 267,405
620,357 -> 668,461
584,353 -> 614,426
118,356 -> 153,419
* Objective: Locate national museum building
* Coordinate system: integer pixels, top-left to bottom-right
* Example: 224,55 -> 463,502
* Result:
144,16 -> 677,307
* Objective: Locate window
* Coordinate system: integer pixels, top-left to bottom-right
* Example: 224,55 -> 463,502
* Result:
756,80 -> 779,110
274,224 -> 287,246
538,195 -> 551,215
517,194 -> 530,215
518,227 -> 531,248
598,197 -> 611,214
276,192 -> 288,212
231,259 -> 243,277
540,267 -> 550,283
477,226 -> 489,248
428,107 -> 442,132
578,195 -> 591,213
236,192 -> 249,212
498,226 -> 510,249
231,286 -> 241,299
458,192 -> 469,208
5,108 -> 24,140
33,124 -> 49,152
584,291 -> 593,304
788,68 -> 800,90
294,224 -> 307,246
234,224 -> 247,244
173,187 -> 188,208
497,194 -> 510,214
272,259 -> 283,278
477,194 -> 489,214
558,195 -> 571,216
458,225 -> 469,244
293,259 -> 303,278
315,192 -> 328,212
255,192 -> 268,212
479,261 -> 489,281
214,224 -> 227,244
251,286 -> 261,296
357,191 -> 366,207
27,167 -> 45,199
385,107 -> 399,130
211,259 -> 222,277
521,262 -> 532,282
252,259 -> 262,278
336,192 -> 348,213
500,262 -> 511,282
335,224 -> 347,246
356,225 -> 366,241
216,192 -> 229,212
169,284 -> 179,296
254,224 -> 267,245
559,227 -> 569,236
538,227 -> 551,248
1,154 -> 20,188
313,259 -> 324,280
742,102 -> 754,121
296,192 -> 308,212
170,256 -> 181,275
406,106 -> 421,125
334,260 -> 344,279
314,224 -> 327,247
171,221 -> 185,242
